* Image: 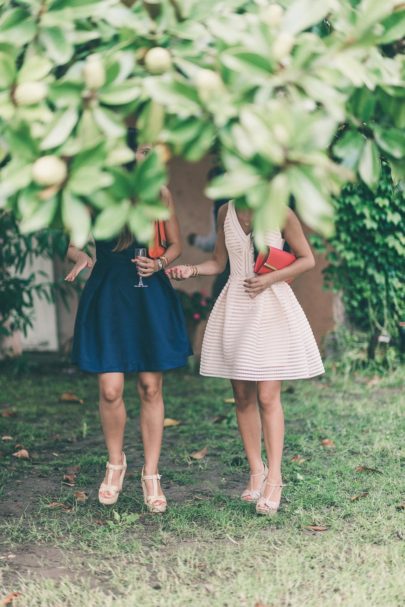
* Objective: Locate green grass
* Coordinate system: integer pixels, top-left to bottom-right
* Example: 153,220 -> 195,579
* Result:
0,358 -> 404,606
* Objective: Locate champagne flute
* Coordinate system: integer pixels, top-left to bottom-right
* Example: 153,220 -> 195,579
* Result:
134,247 -> 149,288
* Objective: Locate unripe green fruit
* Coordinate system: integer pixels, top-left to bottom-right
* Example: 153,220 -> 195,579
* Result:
195,69 -> 223,102
32,156 -> 67,187
261,4 -> 284,27
144,47 -> 172,75
14,81 -> 47,106
83,55 -> 106,90
273,32 -> 295,60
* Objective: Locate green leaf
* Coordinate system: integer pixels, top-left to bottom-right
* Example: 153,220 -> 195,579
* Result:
207,170 -> 261,199
93,106 -> 125,138
333,131 -> 365,169
18,55 -> 53,83
108,168 -> 134,200
6,122 -> 38,161
143,78 -> 201,116
182,122 -> 216,162
70,144 -> 107,173
133,150 -> 167,203
379,9 -> 405,44
282,0 -> 333,35
374,126 -> 405,160
221,50 -> 273,79
62,192 -> 91,247
287,166 -> 334,236
0,51 -> 15,88
137,101 -> 165,143
349,88 -> 377,122
99,80 -> 141,105
40,108 -> 79,150
19,197 -> 58,233
0,163 -> 32,206
0,9 -> 36,45
128,206 -> 154,243
68,167 -> 113,196
358,140 -> 381,191
48,81 -> 83,107
92,199 -> 131,239
40,26 -> 74,65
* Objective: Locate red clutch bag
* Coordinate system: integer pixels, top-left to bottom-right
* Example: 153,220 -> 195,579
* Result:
254,246 -> 296,282
148,220 -> 167,258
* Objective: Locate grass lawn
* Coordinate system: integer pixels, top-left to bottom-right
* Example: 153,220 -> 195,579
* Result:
0,356 -> 404,607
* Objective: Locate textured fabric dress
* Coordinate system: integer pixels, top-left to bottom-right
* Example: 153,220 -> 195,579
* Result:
72,238 -> 192,373
200,202 -> 324,381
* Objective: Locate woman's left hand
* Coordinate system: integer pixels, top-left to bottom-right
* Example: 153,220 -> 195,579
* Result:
244,274 -> 273,298
132,256 -> 157,277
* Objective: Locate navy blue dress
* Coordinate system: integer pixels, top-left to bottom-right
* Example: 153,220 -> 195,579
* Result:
72,239 -> 192,373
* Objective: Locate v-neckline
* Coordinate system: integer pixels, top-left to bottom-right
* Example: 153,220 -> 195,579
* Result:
230,202 -> 252,239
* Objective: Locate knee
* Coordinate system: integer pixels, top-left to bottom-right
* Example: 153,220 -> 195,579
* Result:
258,390 -> 281,413
100,384 -> 122,405
234,388 -> 255,411
137,381 -> 162,403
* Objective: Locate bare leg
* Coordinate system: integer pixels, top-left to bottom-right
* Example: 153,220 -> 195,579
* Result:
257,380 -> 284,503
138,372 -> 165,502
231,380 -> 265,496
98,373 -> 126,496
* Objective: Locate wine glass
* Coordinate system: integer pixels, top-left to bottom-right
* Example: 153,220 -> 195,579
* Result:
134,247 -> 149,288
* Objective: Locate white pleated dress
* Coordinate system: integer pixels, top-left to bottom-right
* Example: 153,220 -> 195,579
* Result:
200,202 -> 325,381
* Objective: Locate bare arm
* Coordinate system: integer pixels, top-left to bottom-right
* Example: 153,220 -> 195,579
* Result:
65,244 -> 93,282
244,209 -> 315,297
166,204 -> 229,281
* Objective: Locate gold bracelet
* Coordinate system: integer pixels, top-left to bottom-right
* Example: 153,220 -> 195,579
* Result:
192,265 -> 199,277
160,255 -> 168,267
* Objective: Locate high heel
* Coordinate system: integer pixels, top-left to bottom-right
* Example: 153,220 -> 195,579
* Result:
241,463 -> 268,503
98,452 -> 127,506
256,479 -> 284,516
141,467 -> 167,514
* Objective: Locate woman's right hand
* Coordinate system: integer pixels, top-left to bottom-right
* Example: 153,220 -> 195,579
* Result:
65,253 -> 93,282
166,265 -> 194,281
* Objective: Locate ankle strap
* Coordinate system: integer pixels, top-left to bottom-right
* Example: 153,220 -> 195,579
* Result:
265,480 -> 284,487
106,461 -> 126,471
142,472 -> 161,481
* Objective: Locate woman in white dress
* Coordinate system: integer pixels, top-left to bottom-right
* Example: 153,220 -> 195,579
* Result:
167,202 -> 324,515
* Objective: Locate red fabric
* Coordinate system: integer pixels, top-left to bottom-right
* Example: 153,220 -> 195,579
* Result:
149,221 -> 167,258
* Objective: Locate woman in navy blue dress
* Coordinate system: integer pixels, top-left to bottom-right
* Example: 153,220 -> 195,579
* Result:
65,145 -> 191,513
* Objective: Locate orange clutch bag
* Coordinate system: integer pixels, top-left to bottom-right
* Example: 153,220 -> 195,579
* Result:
148,221 -> 167,258
254,246 -> 296,282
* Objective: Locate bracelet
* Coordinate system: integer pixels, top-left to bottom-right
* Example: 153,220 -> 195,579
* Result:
160,255 -> 169,268
186,264 -> 199,277
156,258 -> 163,272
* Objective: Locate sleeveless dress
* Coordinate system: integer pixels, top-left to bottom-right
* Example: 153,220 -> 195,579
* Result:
200,202 -> 324,381
72,238 -> 192,373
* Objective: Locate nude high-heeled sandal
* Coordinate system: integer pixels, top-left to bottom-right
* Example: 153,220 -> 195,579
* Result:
241,464 -> 268,503
141,467 -> 167,513
256,479 -> 285,516
98,453 -> 127,506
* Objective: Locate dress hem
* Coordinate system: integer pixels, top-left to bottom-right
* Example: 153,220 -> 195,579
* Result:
199,369 -> 325,381
72,356 -> 192,374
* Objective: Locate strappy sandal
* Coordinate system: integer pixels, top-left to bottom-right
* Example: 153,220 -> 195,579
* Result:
98,452 -> 127,506
241,463 -> 269,503
141,467 -> 167,514
256,479 -> 285,516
